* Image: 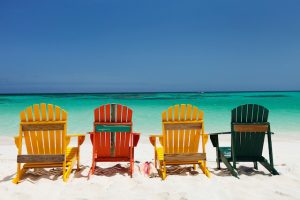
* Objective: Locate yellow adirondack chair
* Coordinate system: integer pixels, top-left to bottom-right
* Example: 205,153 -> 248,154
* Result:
12,103 -> 85,184
149,104 -> 210,180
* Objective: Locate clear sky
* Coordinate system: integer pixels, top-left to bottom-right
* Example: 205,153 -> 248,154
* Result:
0,0 -> 299,93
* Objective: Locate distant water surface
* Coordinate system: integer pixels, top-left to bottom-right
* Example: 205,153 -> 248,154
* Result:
0,91 -> 299,136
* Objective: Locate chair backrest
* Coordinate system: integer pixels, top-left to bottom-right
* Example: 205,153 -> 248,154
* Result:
91,103 -> 133,158
19,104 -> 67,155
231,104 -> 270,158
162,104 -> 205,154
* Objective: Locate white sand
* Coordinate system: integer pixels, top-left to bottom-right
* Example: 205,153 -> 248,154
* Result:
1,134 -> 300,200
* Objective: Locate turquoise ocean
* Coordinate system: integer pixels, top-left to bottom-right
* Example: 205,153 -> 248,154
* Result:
0,91 -> 299,136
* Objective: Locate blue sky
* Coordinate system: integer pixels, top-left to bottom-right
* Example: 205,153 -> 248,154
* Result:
0,0 -> 299,93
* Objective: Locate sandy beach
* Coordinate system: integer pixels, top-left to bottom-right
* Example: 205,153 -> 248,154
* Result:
1,0 -> 300,198
1,134 -> 300,200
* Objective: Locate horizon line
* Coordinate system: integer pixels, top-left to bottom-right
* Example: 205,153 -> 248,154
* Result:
0,89 -> 299,96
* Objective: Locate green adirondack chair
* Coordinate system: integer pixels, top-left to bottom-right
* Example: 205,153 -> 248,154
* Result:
210,104 -> 279,178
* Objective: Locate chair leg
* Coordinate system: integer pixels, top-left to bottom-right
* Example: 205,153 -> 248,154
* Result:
12,164 -> 27,184
76,149 -> 80,170
193,164 -> 197,170
217,160 -> 221,169
163,162 -> 167,180
12,163 -> 21,184
160,161 -> 167,180
77,160 -> 80,170
259,157 -> 279,175
63,162 -> 67,182
63,159 -> 75,182
154,150 -> 157,168
130,159 -> 133,178
198,161 -> 210,178
88,160 -> 96,179
91,160 -> 96,174
220,153 -> 239,178
233,161 -> 236,170
265,132 -> 279,174
254,162 -> 258,170
216,149 -> 221,169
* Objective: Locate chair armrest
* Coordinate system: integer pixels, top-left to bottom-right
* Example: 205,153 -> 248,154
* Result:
67,133 -> 85,137
149,134 -> 163,147
88,132 -> 140,147
203,133 -> 209,145
156,147 -> 164,161
14,136 -> 22,150
209,132 -> 231,147
209,132 -> 231,136
66,134 -> 85,146
149,134 -> 162,137
210,135 -> 219,148
132,133 -> 140,147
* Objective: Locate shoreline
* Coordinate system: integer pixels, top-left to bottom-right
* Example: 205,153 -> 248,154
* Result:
1,132 -> 300,145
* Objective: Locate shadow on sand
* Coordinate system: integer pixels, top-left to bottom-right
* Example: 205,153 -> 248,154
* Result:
0,173 -> 16,183
92,164 -> 131,177
0,165 -> 89,183
210,165 -> 272,177
165,166 -> 200,176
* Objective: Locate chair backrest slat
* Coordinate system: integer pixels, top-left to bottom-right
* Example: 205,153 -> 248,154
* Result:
92,104 -> 133,158
20,104 -> 67,155
162,104 -> 204,154
233,124 -> 268,133
164,123 -> 202,130
231,104 -> 269,158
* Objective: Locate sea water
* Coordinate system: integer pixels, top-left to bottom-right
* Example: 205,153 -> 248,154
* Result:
0,91 -> 299,136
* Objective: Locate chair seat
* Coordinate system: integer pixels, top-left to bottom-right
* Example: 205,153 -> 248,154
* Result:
219,147 -> 265,162
21,147 -> 78,169
219,147 -> 232,158
164,153 -> 206,163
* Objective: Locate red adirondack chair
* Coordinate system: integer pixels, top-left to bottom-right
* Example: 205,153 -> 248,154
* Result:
89,104 -> 140,178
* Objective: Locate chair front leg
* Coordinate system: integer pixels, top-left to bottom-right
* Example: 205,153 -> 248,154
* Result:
216,148 -> 221,169
267,132 -> 274,168
162,161 -> 167,180
254,162 -> 258,170
130,147 -> 134,178
77,136 -> 85,165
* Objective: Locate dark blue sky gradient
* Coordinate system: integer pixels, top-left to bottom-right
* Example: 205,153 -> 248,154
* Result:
0,0 -> 299,93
